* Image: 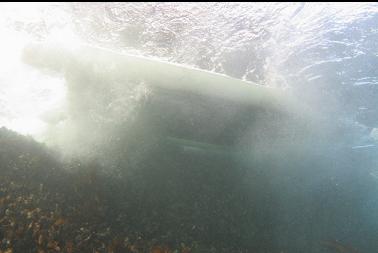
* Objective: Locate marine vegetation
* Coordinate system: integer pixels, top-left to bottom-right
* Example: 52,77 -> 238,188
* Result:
0,126 -> 372,253
0,127 -> 249,253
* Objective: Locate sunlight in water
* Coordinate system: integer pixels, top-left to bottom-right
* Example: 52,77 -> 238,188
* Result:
0,3 -> 72,139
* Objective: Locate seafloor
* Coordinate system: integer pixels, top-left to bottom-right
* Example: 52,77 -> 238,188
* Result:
0,127 -> 359,253
0,127 -> 251,253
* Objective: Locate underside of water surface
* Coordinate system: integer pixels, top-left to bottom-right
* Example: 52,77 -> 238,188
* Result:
0,3 -> 378,253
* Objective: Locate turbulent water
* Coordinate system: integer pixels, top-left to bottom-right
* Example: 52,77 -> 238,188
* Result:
1,3 -> 378,137
1,2 -> 378,253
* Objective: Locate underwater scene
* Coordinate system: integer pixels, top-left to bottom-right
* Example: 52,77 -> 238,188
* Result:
0,2 -> 378,253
